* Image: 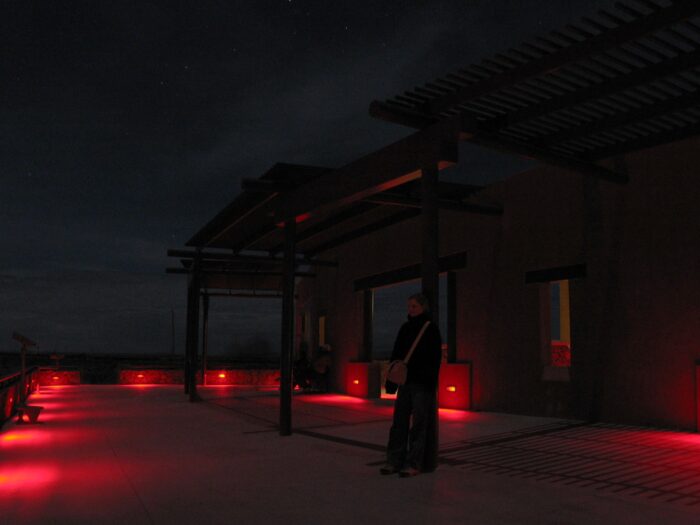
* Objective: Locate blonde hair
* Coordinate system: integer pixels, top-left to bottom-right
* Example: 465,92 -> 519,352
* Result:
408,293 -> 430,312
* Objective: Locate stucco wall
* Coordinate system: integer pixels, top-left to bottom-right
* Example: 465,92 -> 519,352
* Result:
298,136 -> 700,429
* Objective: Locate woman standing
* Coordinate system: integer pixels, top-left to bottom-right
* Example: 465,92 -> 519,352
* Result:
381,293 -> 442,477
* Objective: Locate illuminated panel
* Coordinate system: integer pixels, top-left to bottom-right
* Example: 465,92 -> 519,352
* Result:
119,370 -> 184,385
550,342 -> 571,367
438,363 -> 471,410
203,370 -> 279,386
37,370 -> 81,386
345,363 -> 369,398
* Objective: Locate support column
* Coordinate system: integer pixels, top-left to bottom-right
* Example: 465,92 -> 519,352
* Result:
201,294 -> 210,386
447,271 -> 457,363
20,344 -> 27,403
360,289 -> 374,362
185,258 -> 201,401
280,219 -> 296,436
421,163 -> 440,472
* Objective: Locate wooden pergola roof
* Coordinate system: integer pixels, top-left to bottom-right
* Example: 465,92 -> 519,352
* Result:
185,162 -> 493,257
370,0 -> 700,169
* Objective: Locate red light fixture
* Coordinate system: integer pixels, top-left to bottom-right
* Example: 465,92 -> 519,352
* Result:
353,379 -> 360,385
446,385 -> 457,393
52,376 -> 59,381
137,374 -> 144,379
218,373 -> 226,379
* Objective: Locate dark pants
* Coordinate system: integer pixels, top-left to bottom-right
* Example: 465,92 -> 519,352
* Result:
386,383 -> 437,470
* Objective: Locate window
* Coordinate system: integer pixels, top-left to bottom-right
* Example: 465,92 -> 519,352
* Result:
548,280 -> 571,371
371,277 -> 448,361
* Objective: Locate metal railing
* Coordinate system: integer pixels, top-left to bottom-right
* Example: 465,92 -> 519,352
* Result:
1,366 -> 39,428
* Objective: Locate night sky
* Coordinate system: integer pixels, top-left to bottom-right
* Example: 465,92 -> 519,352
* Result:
2,0 -> 620,357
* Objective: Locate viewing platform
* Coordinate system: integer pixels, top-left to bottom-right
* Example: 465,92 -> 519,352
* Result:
1,385 -> 699,524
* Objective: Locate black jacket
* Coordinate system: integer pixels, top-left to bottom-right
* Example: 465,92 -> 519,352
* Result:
386,313 -> 442,392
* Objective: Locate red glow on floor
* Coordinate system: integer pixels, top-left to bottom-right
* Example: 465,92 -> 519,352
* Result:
2,433 -> 27,442
0,466 -> 58,492
0,430 -> 56,448
299,394 -> 369,406
439,408 -> 472,421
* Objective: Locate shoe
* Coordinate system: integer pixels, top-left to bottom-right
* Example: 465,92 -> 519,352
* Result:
379,463 -> 400,475
399,467 -> 420,478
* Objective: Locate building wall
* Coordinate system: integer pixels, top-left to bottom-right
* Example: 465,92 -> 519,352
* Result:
298,136 -> 700,430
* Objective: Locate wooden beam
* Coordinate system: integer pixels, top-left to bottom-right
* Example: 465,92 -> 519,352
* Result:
486,46 -> 700,132
202,292 -> 285,299
353,252 -> 467,291
241,178 -> 296,193
535,91 -> 700,147
274,121 -> 459,222
420,1 -> 700,118
269,202 -> 379,254
583,118 -> 700,161
187,164 -> 330,248
307,209 -> 420,257
363,193 -> 503,215
460,115 -> 628,184
368,100 -> 436,129
167,249 -> 338,267
167,268 -> 316,278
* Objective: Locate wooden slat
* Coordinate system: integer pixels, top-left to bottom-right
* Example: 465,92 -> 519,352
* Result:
420,1 -> 700,117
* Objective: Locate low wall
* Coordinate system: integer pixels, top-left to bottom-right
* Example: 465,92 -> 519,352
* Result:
118,368 -> 279,386
37,370 -> 81,386
345,361 -> 473,411
438,363 -> 472,410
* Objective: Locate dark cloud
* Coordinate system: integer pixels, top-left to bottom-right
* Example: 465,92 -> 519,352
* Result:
1,0 -> 619,354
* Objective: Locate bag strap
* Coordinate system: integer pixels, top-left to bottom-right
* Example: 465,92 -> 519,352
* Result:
402,321 -> 430,364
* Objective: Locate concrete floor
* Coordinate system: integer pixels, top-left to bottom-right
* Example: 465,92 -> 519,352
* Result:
1,385 -> 699,524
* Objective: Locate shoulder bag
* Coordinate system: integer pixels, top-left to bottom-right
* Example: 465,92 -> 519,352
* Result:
386,321 -> 431,386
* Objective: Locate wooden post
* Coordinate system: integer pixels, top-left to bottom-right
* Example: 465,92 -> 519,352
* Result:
201,294 -> 210,386
20,344 -> 27,403
185,258 -> 201,401
447,271 -> 457,363
421,164 -> 440,472
361,289 -> 374,361
280,219 -> 296,436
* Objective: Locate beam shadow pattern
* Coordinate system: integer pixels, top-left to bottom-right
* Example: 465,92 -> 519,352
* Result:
442,423 -> 700,506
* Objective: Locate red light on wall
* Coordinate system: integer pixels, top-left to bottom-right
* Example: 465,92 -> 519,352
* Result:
346,363 -> 369,398
137,374 -> 144,379
52,376 -> 60,381
438,363 -> 471,410
218,373 -> 226,378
